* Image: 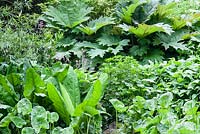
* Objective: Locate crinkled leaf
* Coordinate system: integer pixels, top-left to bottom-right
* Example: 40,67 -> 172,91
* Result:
31,106 -> 49,133
43,1 -> 92,28
17,98 -> 32,116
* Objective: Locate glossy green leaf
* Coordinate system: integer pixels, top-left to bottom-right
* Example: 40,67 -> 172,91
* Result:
47,112 -> 59,123
7,73 -> 21,87
158,92 -> 173,108
119,23 -> 173,38
109,99 -> 127,113
10,116 -> 26,128
43,1 -> 92,29
0,113 -> 14,127
21,127 -> 34,134
60,83 -> 75,116
0,74 -> 18,106
62,66 -> 80,107
17,98 -> 32,116
47,83 -> 70,124
24,68 -> 45,98
31,106 -> 49,133
79,17 -> 115,35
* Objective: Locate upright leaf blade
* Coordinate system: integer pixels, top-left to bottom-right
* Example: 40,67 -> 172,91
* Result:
62,66 -> 80,107
24,68 -> 45,98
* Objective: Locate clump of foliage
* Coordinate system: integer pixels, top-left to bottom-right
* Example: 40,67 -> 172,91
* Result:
40,0 -> 200,68
101,55 -> 200,133
0,62 -> 108,134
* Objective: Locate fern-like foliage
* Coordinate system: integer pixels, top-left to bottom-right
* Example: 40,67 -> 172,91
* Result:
119,23 -> 173,38
78,17 -> 115,35
42,0 -> 93,29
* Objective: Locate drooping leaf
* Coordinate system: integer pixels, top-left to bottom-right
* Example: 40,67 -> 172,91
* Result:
24,68 -> 45,98
109,99 -> 127,113
79,17 -> 115,35
17,98 -> 32,116
31,106 -> 49,133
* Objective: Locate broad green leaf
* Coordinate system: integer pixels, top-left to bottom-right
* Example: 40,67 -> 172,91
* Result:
0,113 -> 14,127
155,2 -> 176,18
0,104 -> 11,110
53,66 -> 69,82
183,100 -> 198,115
117,1 -> 145,24
47,83 -> 70,124
84,106 -> 99,116
79,17 -> 115,35
87,48 -> 107,58
24,68 -> 45,98
43,1 -> 92,29
84,80 -> 102,107
154,30 -> 188,50
60,83 -> 75,115
10,116 -> 26,128
109,99 -> 127,113
119,23 -> 173,38
17,98 -> 32,116
47,112 -> 59,123
21,127 -> 34,134
0,74 -> 18,106
62,66 -> 80,107
7,73 -> 21,87
52,127 -> 74,134
31,106 -> 49,133
73,77 -> 106,116
158,92 -> 173,108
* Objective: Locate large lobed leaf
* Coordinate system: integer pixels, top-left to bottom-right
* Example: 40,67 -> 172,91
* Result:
79,17 -> 115,35
43,1 -> 93,29
119,23 -> 173,38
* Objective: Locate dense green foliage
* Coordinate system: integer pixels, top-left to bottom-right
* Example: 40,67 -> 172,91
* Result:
101,55 -> 200,133
0,0 -> 200,133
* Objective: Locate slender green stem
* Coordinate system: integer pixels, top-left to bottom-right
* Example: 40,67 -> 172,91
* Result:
87,117 -> 91,134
